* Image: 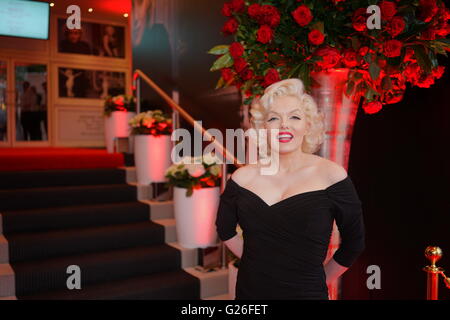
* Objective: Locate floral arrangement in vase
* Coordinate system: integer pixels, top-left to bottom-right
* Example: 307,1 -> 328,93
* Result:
165,153 -> 223,196
128,110 -> 173,136
103,95 -> 136,116
209,0 -> 450,114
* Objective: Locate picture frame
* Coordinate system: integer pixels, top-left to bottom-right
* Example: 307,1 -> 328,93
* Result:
53,63 -> 130,107
50,15 -> 131,69
56,18 -> 126,58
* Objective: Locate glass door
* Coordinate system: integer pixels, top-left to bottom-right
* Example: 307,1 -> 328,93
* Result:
14,61 -> 49,144
0,60 -> 8,145
0,59 -> 50,147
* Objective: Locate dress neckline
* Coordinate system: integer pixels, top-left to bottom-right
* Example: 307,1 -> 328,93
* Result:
228,175 -> 349,209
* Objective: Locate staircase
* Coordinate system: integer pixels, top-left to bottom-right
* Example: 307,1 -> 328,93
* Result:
0,163 -> 229,299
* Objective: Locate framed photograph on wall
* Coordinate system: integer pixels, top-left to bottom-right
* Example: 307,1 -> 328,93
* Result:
53,63 -> 130,107
58,67 -> 126,99
56,18 -> 126,59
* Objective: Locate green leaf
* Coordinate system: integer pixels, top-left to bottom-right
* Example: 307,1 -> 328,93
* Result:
243,97 -> 253,105
413,45 -> 432,73
353,72 -> 363,80
351,37 -> 360,51
428,50 -> 438,68
209,53 -> 233,72
381,76 -> 393,91
369,61 -> 381,80
215,76 -> 225,89
345,80 -> 355,97
311,21 -> 324,34
287,64 -> 301,78
208,45 -> 229,55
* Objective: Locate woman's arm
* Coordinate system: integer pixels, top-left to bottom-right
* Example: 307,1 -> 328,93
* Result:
323,258 -> 348,286
224,234 -> 243,259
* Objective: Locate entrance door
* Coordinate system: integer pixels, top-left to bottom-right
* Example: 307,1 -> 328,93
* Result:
0,58 -> 49,147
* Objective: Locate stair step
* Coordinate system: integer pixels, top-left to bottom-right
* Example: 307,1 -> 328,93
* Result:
1,202 -> 150,234
153,219 -> 177,243
13,244 -> 182,297
0,184 -> 137,211
0,168 -> 126,190
22,269 -> 200,299
184,267 -> 228,299
6,221 -> 165,263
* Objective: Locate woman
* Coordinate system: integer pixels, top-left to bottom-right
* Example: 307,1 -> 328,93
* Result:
215,78 -> 365,300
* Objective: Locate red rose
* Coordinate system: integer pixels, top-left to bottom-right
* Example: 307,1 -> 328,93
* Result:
342,49 -> 358,68
257,25 -> 273,44
386,16 -> 405,37
258,5 -> 281,27
417,0 -> 439,23
362,101 -> 383,114
358,46 -> 369,57
352,8 -> 368,32
404,63 -> 421,83
382,90 -> 404,104
263,68 -> 280,87
233,57 -> 248,73
308,29 -> 325,45
403,47 -> 416,63
222,18 -> 238,35
240,68 -> 254,81
435,19 -> 450,37
432,66 -> 445,79
378,58 -> 387,68
379,1 -> 397,20
221,68 -> 234,83
221,2 -> 233,17
383,40 -> 402,57
230,0 -> 245,13
416,73 -> 435,88
248,4 -> 261,19
313,46 -> 341,69
229,42 -> 244,59
292,5 -> 313,27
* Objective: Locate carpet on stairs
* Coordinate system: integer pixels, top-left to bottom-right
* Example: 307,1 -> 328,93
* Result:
0,166 -> 200,299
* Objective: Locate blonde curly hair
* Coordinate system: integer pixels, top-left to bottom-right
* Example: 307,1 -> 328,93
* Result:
249,78 -> 325,154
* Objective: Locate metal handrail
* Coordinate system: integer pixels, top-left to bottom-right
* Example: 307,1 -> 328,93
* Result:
133,69 -> 244,270
133,69 -> 243,171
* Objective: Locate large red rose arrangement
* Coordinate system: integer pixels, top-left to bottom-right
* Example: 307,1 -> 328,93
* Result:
209,0 -> 450,114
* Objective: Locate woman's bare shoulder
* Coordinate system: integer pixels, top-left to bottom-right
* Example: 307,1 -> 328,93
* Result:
314,156 -> 348,185
230,164 -> 260,186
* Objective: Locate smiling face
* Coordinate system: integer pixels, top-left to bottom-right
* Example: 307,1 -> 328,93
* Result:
263,95 -> 310,155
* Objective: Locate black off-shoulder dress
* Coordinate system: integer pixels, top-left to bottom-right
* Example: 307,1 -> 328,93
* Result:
215,175 -> 365,300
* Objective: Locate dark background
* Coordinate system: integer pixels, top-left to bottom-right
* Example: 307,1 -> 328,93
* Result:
133,0 -> 450,300
343,55 -> 450,300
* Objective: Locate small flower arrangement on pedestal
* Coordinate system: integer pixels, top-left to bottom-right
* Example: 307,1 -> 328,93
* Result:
165,153 -> 222,196
128,110 -> 173,136
129,110 -> 173,184
103,95 -> 136,117
166,153 -> 223,249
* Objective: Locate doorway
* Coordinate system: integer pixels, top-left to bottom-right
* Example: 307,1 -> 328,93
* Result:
0,58 -> 50,147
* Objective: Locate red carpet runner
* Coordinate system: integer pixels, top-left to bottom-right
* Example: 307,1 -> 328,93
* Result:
0,148 -> 124,171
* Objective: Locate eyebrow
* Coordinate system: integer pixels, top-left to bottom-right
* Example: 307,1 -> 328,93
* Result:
268,109 -> 302,115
